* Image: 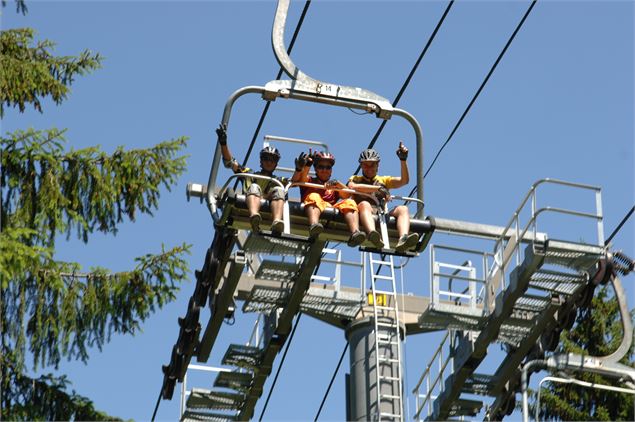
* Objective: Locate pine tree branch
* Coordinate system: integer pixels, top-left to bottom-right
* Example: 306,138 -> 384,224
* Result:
1,128 -> 189,245
0,353 -> 121,421
0,20 -> 191,419
0,28 -> 101,116
1,227 -> 191,370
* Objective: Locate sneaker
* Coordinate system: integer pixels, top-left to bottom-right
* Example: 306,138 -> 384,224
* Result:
367,230 -> 384,249
309,223 -> 324,239
395,232 -> 419,252
270,219 -> 284,234
347,230 -> 366,247
250,213 -> 261,232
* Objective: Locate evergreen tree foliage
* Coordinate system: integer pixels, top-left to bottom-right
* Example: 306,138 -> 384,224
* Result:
534,286 -> 635,421
1,11 -> 191,420
0,28 -> 100,116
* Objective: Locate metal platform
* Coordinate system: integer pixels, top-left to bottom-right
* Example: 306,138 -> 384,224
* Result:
414,178 -> 609,421
185,389 -> 244,411
213,371 -> 254,393
181,409 -> 236,422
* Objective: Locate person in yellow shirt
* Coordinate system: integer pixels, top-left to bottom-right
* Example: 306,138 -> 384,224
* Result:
347,143 -> 419,252
292,151 -> 366,246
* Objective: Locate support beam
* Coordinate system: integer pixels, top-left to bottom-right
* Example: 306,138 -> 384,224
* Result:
237,238 -> 327,420
433,245 -> 545,420
196,252 -> 246,363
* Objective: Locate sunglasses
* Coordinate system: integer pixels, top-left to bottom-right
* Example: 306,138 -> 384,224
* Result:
316,165 -> 332,170
261,156 -> 278,162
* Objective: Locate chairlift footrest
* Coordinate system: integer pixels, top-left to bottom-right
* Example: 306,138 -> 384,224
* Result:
360,246 -> 418,257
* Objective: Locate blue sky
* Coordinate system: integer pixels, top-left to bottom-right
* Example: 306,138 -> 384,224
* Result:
3,1 -> 634,420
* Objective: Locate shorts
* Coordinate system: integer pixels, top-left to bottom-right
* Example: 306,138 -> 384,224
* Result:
303,192 -> 358,214
246,184 -> 285,201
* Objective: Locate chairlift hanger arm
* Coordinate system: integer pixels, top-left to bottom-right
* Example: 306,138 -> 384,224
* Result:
207,0 -> 425,218
271,0 -> 393,113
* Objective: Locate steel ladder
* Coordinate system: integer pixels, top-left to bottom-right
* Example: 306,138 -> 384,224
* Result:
369,253 -> 404,421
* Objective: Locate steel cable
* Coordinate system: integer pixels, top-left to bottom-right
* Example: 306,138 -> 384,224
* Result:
605,205 -> 634,246
258,245 -> 329,420
410,0 -> 537,196
354,0 -> 455,176
258,312 -> 304,421
242,0 -> 312,167
155,3 -> 313,419
310,5 -> 456,416
314,343 -> 349,421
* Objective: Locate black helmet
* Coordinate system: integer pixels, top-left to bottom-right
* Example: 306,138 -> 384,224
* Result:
260,145 -> 281,162
358,148 -> 380,163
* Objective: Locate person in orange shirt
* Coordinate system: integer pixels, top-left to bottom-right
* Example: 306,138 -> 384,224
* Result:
347,143 -> 419,252
292,151 -> 366,246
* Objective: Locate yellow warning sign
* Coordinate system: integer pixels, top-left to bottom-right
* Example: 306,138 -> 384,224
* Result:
368,292 -> 387,307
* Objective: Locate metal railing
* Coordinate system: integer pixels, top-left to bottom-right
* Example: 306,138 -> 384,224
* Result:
262,134 -> 330,175
535,375 -> 635,422
429,244 -> 493,313
179,364 -> 232,418
412,330 -> 455,420
489,178 -> 604,304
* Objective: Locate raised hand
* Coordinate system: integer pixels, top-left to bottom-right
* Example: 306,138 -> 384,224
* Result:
216,123 -> 228,146
294,151 -> 312,171
396,141 -> 408,161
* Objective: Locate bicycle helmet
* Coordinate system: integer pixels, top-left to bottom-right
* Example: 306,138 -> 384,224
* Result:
312,151 -> 335,166
260,145 -> 281,162
358,148 -> 381,163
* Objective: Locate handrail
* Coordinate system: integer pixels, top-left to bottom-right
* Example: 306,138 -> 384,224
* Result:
286,181 -> 380,207
412,331 -> 452,419
430,243 -> 492,310
412,331 -> 450,392
263,135 -> 330,153
433,243 -> 496,258
494,178 -> 602,252
218,173 -> 286,198
434,272 -> 485,285
533,206 -> 603,221
207,85 -> 268,215
490,178 -> 604,297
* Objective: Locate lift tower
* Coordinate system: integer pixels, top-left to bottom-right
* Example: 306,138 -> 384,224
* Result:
158,2 -> 634,421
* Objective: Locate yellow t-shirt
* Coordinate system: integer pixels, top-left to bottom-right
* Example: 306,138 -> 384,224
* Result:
347,174 -> 396,203
348,174 -> 396,188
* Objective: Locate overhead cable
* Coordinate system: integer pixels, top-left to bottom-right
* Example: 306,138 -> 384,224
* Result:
415,0 -> 537,193
258,312 -> 303,421
150,384 -> 162,421
605,205 -> 635,246
242,0 -> 312,167
354,0 -> 455,175
157,4 -> 313,418
259,244 -> 329,420
314,342 -> 349,421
